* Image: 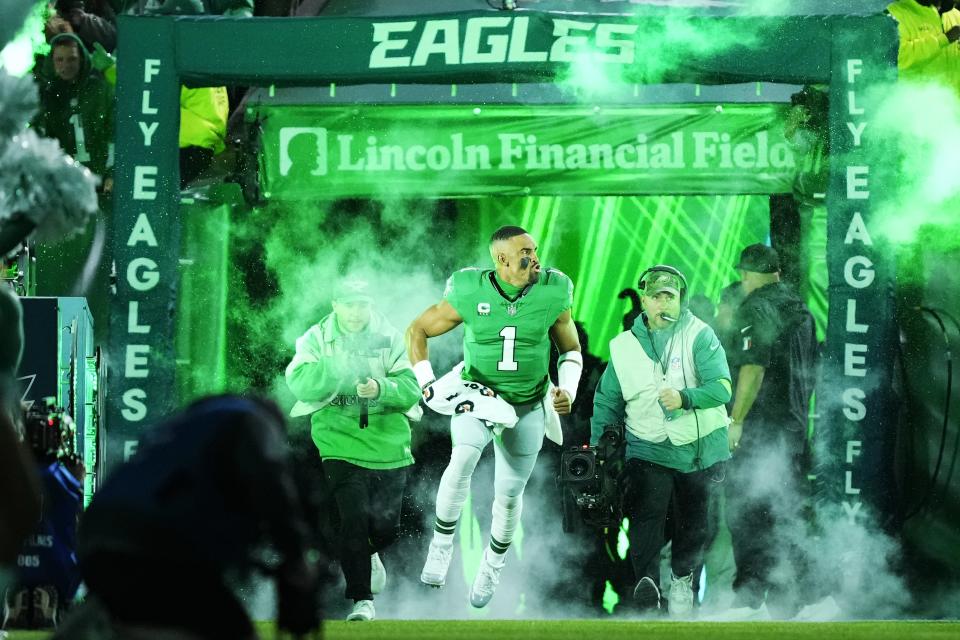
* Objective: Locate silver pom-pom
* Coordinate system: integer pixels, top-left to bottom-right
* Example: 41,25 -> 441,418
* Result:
0,129 -> 99,243
0,70 -> 38,139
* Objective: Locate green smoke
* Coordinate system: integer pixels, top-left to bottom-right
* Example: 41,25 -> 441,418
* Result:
554,2 -> 813,95
215,198 -> 473,411
869,81 -> 960,254
0,1 -> 49,77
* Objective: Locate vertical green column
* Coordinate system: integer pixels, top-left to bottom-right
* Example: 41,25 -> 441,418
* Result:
176,196 -> 234,403
107,15 -> 181,469
822,16 -> 899,522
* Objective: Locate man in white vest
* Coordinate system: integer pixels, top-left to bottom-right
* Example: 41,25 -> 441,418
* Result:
592,265 -> 731,619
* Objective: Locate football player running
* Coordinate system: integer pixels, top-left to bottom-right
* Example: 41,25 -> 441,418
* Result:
406,225 -> 582,608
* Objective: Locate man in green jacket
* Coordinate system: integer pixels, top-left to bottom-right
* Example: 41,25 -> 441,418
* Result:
285,277 -> 420,623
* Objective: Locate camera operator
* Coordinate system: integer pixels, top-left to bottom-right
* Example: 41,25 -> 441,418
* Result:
0,418 -> 38,600
0,285 -> 39,605
591,266 -> 731,618
2,402 -> 83,631
286,277 -> 421,622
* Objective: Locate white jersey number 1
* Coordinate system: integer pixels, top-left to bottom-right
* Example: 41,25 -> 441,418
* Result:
497,326 -> 519,371
68,113 -> 91,163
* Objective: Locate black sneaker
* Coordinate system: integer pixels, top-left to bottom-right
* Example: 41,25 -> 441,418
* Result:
633,576 -> 662,611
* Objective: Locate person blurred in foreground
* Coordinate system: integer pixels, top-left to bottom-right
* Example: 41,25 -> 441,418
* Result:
54,395 -> 325,640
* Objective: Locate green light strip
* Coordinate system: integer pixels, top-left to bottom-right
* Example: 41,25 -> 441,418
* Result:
516,195 -> 770,358
214,211 -> 230,390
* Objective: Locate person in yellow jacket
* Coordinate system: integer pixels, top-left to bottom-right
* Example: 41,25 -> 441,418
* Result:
91,43 -> 228,187
945,1 -> 960,31
178,85 -> 228,187
941,1 -> 960,93
888,0 -> 960,83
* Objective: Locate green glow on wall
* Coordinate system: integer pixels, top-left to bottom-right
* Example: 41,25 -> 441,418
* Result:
176,197 -> 234,402
802,204 -> 828,342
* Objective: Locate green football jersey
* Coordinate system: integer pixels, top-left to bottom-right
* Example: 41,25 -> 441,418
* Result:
444,267 -> 574,404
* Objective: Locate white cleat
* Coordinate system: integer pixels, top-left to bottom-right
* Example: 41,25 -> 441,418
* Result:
791,596 -> 842,622
669,572 -> 695,619
469,551 -> 503,608
370,553 -> 386,595
420,539 -> 454,588
702,602 -> 772,622
346,599 -> 375,622
632,576 -> 662,611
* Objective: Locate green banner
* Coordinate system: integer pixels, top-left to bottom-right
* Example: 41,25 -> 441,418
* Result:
255,104 -> 796,197
172,14 -> 841,86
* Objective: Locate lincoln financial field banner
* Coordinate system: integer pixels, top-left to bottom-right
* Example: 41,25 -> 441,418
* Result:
255,104 -> 797,198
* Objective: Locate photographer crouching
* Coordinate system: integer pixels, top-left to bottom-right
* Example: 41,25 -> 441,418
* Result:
591,266 -> 732,618
285,277 -> 421,622
3,402 -> 83,631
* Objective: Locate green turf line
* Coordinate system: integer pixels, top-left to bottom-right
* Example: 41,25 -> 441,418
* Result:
6,619 -> 958,640
257,620 -> 958,640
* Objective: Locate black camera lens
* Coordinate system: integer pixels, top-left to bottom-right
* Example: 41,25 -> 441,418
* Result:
568,455 -> 592,478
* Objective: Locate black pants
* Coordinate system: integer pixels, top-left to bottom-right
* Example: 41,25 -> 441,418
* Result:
621,458 -> 717,585
322,459 -> 408,601
726,426 -> 810,614
81,552 -> 254,640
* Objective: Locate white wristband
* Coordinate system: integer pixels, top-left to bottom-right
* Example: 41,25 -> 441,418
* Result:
557,351 -> 583,403
412,360 -> 436,388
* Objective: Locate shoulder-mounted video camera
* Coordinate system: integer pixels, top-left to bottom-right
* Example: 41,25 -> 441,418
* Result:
557,422 -> 625,531
24,398 -> 78,466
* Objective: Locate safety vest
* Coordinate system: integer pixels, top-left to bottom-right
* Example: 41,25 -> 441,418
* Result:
609,316 -> 728,446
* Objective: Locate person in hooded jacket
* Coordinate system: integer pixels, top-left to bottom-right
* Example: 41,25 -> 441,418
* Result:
285,277 -> 421,622
34,33 -> 114,194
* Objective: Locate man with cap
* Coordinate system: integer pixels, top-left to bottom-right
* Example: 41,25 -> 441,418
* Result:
726,244 -> 819,618
285,277 -> 421,622
592,264 -> 732,618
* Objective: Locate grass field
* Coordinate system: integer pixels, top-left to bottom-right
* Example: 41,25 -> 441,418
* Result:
4,620 -> 960,640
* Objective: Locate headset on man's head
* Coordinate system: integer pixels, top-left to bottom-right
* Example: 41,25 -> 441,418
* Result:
637,264 -> 689,307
